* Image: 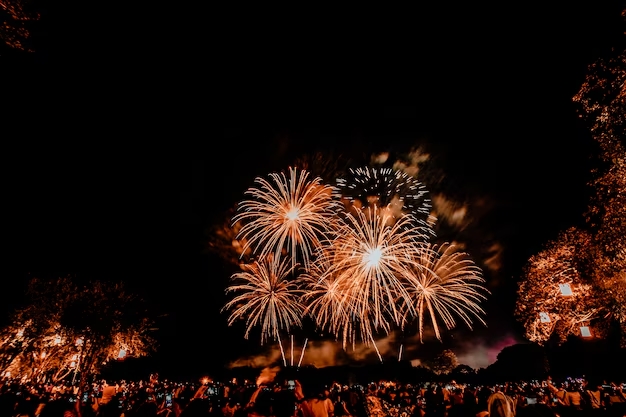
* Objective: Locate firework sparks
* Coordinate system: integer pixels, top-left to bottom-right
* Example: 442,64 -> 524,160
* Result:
334,166 -> 396,209
402,243 -> 489,342
1,0 -> 39,51
314,206 -> 429,343
232,167 -> 338,271
300,249 -> 348,335
222,254 -> 306,345
301,251 -> 385,350
334,166 -> 435,231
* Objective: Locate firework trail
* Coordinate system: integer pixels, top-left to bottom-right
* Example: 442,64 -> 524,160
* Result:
297,338 -> 308,368
221,254 -> 306,346
232,167 -> 338,271
401,242 -> 489,342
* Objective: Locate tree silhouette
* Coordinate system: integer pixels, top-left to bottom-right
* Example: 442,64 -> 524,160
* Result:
425,349 -> 459,376
449,364 -> 478,384
483,343 -> 549,382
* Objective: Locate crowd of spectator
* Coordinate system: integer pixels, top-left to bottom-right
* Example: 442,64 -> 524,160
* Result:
0,373 -> 624,417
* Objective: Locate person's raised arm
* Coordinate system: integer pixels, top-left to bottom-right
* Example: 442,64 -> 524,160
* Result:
294,380 -> 304,401
248,384 -> 264,405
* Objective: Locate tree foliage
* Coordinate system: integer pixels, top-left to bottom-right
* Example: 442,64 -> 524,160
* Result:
0,276 -> 156,384
0,0 -> 39,52
449,364 -> 478,384
424,349 -> 459,375
516,26 -> 626,347
573,46 -> 626,344
515,228 -> 605,344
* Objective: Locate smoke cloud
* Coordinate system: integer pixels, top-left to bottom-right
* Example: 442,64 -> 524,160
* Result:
454,332 -> 522,370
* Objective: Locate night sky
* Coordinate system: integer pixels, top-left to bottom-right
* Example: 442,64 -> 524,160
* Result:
3,2 -> 625,380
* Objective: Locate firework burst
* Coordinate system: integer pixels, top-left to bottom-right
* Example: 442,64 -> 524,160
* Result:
232,167 -> 338,271
401,243 -> 489,342
224,161 -> 491,354
334,166 -> 435,230
316,206 -> 430,338
221,254 -> 306,345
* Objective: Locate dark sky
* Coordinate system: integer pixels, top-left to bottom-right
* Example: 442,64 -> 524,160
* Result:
3,2 -> 625,379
